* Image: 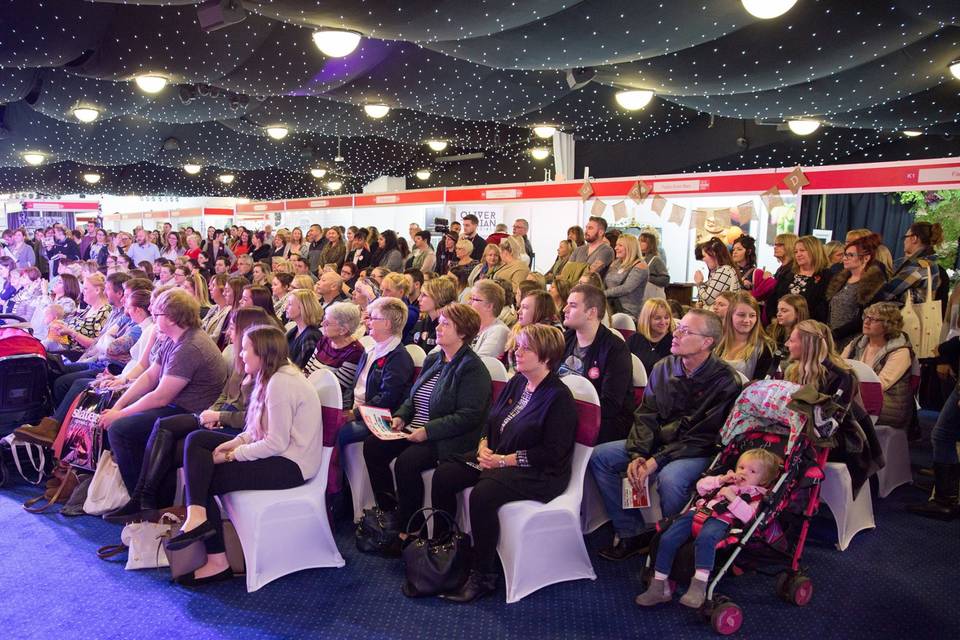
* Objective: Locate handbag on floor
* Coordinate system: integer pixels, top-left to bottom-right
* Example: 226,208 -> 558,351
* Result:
83,450 -> 130,515
400,507 -> 472,598
98,512 -> 206,578
22,460 -> 79,513
355,506 -> 402,553
60,388 -> 119,472
0,433 -> 52,486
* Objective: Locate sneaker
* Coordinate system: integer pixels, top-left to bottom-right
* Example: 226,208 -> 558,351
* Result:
598,530 -> 653,561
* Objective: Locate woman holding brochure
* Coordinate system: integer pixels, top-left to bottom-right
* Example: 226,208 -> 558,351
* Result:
360,303 -> 492,554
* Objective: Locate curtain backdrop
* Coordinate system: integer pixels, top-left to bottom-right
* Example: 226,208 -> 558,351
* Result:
553,132 -> 575,182
799,193 -> 914,261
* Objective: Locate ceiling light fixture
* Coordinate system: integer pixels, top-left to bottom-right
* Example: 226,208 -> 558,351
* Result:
426,139 -> 448,152
326,180 -> 343,191
950,61 -> 960,80
614,89 -> 655,111
415,169 -> 431,181
741,0 -> 797,20
533,125 -> 557,139
310,168 -> 328,178
364,104 -> 390,119
183,163 -> 202,174
22,152 -> 46,166
530,147 -> 551,160
312,29 -> 362,58
902,130 -> 923,137
266,126 -> 289,140
73,107 -> 100,123
83,173 -> 101,184
218,174 -> 235,184
334,137 -> 345,162
787,119 -> 821,135
135,75 -> 168,94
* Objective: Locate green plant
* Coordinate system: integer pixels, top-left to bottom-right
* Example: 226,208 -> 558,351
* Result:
898,190 -> 959,274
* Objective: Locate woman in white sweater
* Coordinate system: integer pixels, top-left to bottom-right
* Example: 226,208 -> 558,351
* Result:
468,279 -> 511,359
166,325 -> 323,586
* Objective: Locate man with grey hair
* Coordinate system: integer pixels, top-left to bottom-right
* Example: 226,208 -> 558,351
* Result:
588,308 -> 741,562
512,218 -> 534,267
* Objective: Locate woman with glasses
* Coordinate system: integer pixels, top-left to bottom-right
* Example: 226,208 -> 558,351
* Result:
875,221 -> 945,306
826,233 -> 887,351
467,279 -> 511,359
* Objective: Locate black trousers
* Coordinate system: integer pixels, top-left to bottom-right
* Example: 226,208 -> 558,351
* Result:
361,434 -> 438,529
183,430 -> 305,553
432,461 -> 529,574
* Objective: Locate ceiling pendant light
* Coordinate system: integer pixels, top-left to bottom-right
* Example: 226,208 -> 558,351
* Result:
266,126 -> 289,140
183,163 -> 202,174
22,152 -> 46,166
135,74 -> 168,94
326,180 -> 343,191
310,168 -> 328,178
218,174 -> 235,184
415,169 -> 431,181
312,29 -> 362,58
533,125 -> 557,139
950,61 -> 960,80
530,147 -> 551,160
902,130 -> 923,137
741,0 -> 797,20
364,104 -> 390,119
83,173 -> 101,184
73,107 -> 100,123
334,137 -> 345,162
787,119 -> 821,136
614,89 -> 655,111
426,139 -> 448,152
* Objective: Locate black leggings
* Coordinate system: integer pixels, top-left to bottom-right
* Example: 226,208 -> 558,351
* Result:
362,434 -> 438,529
183,430 -> 305,553
432,461 -> 529,574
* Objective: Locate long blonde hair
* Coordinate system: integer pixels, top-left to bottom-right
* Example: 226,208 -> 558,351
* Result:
615,234 -> 641,270
243,325 -> 291,441
636,297 -> 675,341
784,319 -> 849,388
716,292 -> 773,361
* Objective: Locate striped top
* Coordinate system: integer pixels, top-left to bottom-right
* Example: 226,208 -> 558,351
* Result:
410,370 -> 441,428
303,336 -> 364,409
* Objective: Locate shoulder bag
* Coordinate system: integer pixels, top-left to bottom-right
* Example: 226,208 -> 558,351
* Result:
400,507 -> 472,598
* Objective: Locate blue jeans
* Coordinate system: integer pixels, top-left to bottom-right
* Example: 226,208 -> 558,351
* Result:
108,406 -> 188,493
654,510 -> 729,574
588,440 -> 710,537
931,388 -> 960,464
52,365 -> 102,406
337,419 -> 369,449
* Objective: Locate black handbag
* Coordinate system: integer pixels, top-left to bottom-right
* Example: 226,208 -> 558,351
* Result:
400,507 -> 472,598
355,506 -> 402,554
60,387 -> 120,472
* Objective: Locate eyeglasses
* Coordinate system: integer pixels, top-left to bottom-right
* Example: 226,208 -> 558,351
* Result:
842,252 -> 860,259
674,325 -> 709,338
862,316 -> 882,324
367,315 -> 386,322
773,243 -> 785,247
903,233 -> 917,240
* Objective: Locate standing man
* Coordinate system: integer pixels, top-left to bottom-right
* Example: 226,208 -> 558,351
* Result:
512,218 -> 535,268
449,220 -> 462,237
306,224 -> 326,274
570,216 -> 615,279
127,228 -> 161,266
461,214 -> 487,261
45,226 -> 80,276
79,220 -> 98,258
262,224 -> 274,248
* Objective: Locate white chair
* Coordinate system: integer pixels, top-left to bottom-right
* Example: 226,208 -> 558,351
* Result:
630,353 -> 647,405
819,462 -> 876,551
220,370 -> 345,592
845,359 -> 912,498
406,343 -> 427,377
481,356 -> 509,404
611,312 -> 636,339
494,374 -> 600,603
359,334 -> 375,350
344,442 -> 376,522
608,327 -> 625,341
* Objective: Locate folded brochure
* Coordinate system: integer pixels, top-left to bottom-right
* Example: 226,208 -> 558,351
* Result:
359,406 -> 408,440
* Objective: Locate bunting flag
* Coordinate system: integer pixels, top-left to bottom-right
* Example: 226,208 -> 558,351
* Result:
579,178 -> 595,201
667,204 -> 686,224
783,166 -> 810,194
651,194 -> 667,214
590,199 -> 607,217
691,208 -> 707,229
627,180 -> 650,204
736,201 -> 755,223
761,186 -> 784,210
712,208 -> 731,228
612,200 -> 628,221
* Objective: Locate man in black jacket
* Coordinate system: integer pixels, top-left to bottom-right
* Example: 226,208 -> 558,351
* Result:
560,284 -> 634,443
588,308 -> 741,560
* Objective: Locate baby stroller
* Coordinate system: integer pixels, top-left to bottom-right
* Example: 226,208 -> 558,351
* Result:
0,325 -> 51,435
643,380 -> 848,635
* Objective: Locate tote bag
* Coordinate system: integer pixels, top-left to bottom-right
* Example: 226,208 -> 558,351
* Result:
83,450 -> 130,515
915,262 -> 943,359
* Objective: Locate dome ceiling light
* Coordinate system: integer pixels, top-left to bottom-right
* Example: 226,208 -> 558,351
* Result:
614,90 -> 655,111
415,169 -> 431,180
183,164 -> 203,174
902,130 -> 922,137
134,75 -> 168,94
426,139 -> 448,152
326,180 -> 343,190
83,173 -> 101,184
22,152 -> 46,166
73,107 -> 100,123
266,126 -> 289,140
218,173 -> 235,184
741,0 -> 797,20
530,147 -> 550,160
312,29 -> 362,58
950,61 -> 960,80
533,125 -> 557,139
364,104 -> 390,119
310,168 -> 328,178
787,119 -> 821,136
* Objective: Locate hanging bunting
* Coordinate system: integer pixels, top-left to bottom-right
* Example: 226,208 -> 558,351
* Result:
612,201 -> 627,221
627,180 -> 650,204
667,204 -> 686,225
736,201 -> 755,223
579,178 -> 594,201
761,186 -> 784,210
782,166 -> 810,194
590,199 -> 607,217
691,208 -> 707,229
650,194 -> 667,214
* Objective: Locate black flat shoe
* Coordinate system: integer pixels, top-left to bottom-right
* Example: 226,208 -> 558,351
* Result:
165,521 -> 216,551
103,499 -> 145,524
175,567 -> 233,587
598,530 -> 653,562
440,571 -> 497,603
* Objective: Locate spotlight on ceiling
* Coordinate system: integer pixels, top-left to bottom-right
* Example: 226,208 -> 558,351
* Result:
950,61 -> 960,80
902,130 -> 923,137
312,29 -> 362,58
415,169 -> 431,181
533,125 -> 557,139
218,174 -> 235,184
183,163 -> 203,174
530,147 -> 551,161
426,139 -> 449,152
266,126 -> 289,140
310,168 -> 328,178
326,180 -> 343,191
83,173 -> 101,184
741,0 -> 797,20
364,104 -> 390,119
787,119 -> 821,136
22,152 -> 46,166
73,107 -> 100,123
135,75 -> 168,94
614,89 -> 655,111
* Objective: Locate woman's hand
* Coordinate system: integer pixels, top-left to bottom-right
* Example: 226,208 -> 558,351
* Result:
99,408 -> 124,429
405,427 -> 427,442
212,449 -> 229,464
198,410 -> 220,429
693,270 -> 704,285
635,260 -> 648,270
477,440 -> 492,459
390,416 -> 406,432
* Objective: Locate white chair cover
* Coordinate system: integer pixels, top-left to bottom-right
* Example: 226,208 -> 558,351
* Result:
819,462 -> 876,551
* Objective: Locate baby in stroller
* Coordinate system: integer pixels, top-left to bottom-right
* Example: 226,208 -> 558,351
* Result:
636,447 -> 783,609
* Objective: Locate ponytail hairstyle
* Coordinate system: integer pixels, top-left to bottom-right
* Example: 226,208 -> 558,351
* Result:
908,221 -> 944,250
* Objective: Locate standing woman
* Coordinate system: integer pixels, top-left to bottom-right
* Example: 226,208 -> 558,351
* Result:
468,244 -> 501,286
436,232 -> 459,276
284,289 -> 323,369
161,231 -> 185,262
875,221 -> 944,305
826,233 -> 886,351
284,227 -> 307,260
787,235 -> 831,322
271,230 -> 288,259
319,227 -> 347,269
716,292 -> 777,380
85,228 -> 109,265
184,234 -> 203,262
755,232 -> 797,321
166,326 -> 323,585
767,294 -> 809,351
568,226 -> 585,247
250,232 -> 273,264
604,234 -> 648,318
376,230 -> 404,272
431,324 -> 576,602
638,232 -> 669,301
232,228 -> 251,259
412,276 -> 457,353
627,297 -> 676,375
731,235 -> 768,293
693,237 -> 740,307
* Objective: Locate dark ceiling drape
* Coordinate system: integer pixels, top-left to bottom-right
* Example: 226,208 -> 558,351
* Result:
798,193 -> 915,262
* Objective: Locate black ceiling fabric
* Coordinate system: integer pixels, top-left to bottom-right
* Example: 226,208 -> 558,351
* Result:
0,0 -> 957,199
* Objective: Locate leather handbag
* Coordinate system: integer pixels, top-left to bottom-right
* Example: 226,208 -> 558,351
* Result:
98,512 -> 206,579
83,450 -> 131,515
23,460 -> 79,513
61,388 -> 119,472
355,506 -> 402,553
400,507 -> 472,598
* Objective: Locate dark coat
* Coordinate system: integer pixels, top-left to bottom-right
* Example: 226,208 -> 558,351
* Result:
394,345 -> 491,459
476,372 -> 577,502
826,263 -> 887,346
562,323 -> 635,443
286,324 -> 322,369
352,342 -> 414,418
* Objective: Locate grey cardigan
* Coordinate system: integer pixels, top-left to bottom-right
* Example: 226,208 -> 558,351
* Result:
604,261 -> 649,317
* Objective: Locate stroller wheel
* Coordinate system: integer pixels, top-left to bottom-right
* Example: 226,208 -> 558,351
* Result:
775,571 -> 790,599
710,602 -> 743,635
788,575 -> 813,606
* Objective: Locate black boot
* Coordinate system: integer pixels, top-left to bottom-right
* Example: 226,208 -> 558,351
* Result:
104,428 -> 177,524
441,570 -> 498,603
907,463 -> 960,521
598,529 -> 655,561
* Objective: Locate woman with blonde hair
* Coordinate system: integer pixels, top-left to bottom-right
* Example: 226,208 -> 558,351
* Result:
449,238 -> 479,281
291,274 -> 315,291
604,234 -> 648,317
711,290 -> 738,327
284,288 -> 323,369
783,235 -> 830,323
468,244 -> 501,286
626,297 -> 675,374
638,231 -> 669,300
493,236 -> 530,288
784,320 -> 851,391
412,276 -> 457,352
755,232 -> 797,319
716,292 -> 777,380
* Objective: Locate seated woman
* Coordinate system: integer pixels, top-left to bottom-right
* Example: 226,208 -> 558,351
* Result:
431,323 -> 576,602
8,266 -> 42,323
627,297 -> 675,375
410,276 -> 457,353
209,275 -> 245,349
710,290 -> 738,328
46,272 -> 113,356
716,292 -> 777,380
303,302 -> 365,409
492,237 -> 530,289
240,284 -> 283,328
468,244 -> 501,287
30,273 -> 80,337
767,294 -> 809,351
468,280 -> 511,359
271,272 -> 294,320
841,302 -> 917,428
104,307 -> 269,523
284,289 -> 323,369
362,303 -> 491,552
505,290 -> 557,372
336,297 -> 415,449
165,326 -> 323,586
